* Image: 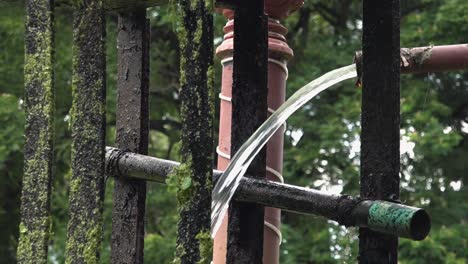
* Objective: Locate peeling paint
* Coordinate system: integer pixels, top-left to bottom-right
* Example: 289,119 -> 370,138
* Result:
412,45 -> 433,66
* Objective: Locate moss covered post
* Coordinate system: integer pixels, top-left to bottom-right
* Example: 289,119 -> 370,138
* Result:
110,9 -> 150,264
65,0 -> 106,263
17,0 -> 55,263
168,0 -> 214,263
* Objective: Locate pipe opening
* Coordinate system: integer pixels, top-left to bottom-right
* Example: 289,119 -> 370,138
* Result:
410,209 -> 431,240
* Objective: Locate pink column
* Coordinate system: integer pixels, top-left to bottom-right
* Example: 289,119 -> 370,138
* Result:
214,1 -> 303,263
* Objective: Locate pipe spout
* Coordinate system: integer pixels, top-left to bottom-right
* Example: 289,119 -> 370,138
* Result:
104,146 -> 431,241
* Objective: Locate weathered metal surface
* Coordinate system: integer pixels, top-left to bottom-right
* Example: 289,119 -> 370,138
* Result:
365,201 -> 430,241
110,9 -> 150,264
65,1 -> 106,263
56,0 -> 167,10
355,44 -> 468,78
360,0 -> 401,263
106,147 -> 172,183
104,147 -> 431,241
225,1 -> 269,263
17,0 -> 55,263
171,1 -> 214,263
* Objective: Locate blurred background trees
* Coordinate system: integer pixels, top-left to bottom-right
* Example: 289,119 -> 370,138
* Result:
0,0 -> 466,263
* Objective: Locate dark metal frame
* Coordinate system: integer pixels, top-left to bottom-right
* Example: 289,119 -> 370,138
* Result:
111,9 -> 150,264
22,0 -> 468,263
359,1 -> 401,263
227,1 -> 269,263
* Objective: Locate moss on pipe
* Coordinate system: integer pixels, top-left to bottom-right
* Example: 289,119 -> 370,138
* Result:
17,0 -> 55,263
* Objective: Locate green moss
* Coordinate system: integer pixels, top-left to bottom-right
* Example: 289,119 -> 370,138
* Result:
193,17 -> 204,45
65,212 -> 103,264
172,243 -> 187,264
166,159 -> 197,207
65,2 -> 105,263
206,64 -> 215,115
195,231 -> 213,264
173,1 -> 214,262
69,176 -> 82,196
83,224 -> 101,263
18,0 -> 55,262
205,0 -> 213,11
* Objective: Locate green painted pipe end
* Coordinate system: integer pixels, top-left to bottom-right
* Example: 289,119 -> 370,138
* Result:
367,201 -> 431,240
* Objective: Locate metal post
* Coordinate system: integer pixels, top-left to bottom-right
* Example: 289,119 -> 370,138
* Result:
215,2 -> 302,262
173,1 -> 214,263
65,1 -> 106,263
221,1 -> 269,263
110,9 -> 150,264
360,1 -> 401,263
17,0 -> 55,263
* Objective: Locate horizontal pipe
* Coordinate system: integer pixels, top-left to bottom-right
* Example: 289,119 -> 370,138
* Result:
236,177 -> 430,240
355,44 -> 468,76
105,147 -> 430,240
106,146 -> 176,183
56,0 -> 167,10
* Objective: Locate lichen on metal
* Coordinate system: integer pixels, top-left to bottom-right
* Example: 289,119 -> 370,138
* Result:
65,0 -> 106,263
171,0 -> 214,263
56,0 -> 167,9
368,201 -> 413,236
412,45 -> 434,66
17,0 -> 55,263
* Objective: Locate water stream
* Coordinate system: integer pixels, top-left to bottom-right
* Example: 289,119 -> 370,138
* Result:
211,64 -> 358,237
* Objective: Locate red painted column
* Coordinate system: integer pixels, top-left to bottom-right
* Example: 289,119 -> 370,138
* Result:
214,1 -> 303,263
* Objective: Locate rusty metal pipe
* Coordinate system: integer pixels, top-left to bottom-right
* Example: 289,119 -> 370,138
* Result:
105,147 -> 431,240
355,44 -> 468,75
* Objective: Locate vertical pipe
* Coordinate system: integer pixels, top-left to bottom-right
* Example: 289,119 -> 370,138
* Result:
110,9 -> 150,264
65,1 -> 106,263
360,1 -> 400,263
224,1 -> 269,263
173,1 -> 214,263
17,0 -> 54,263
263,18 -> 294,264
215,1 -> 301,262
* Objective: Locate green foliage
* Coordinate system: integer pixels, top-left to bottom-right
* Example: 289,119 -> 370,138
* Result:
0,94 -> 24,167
399,224 -> 468,263
166,160 -> 195,207
195,231 -> 213,264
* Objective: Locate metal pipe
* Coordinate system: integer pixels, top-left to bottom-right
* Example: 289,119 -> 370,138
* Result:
355,44 -> 468,80
236,178 -> 430,241
105,147 -> 431,240
106,147 -> 177,183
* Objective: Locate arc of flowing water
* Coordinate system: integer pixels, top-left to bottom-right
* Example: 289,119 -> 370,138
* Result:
211,64 -> 358,237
